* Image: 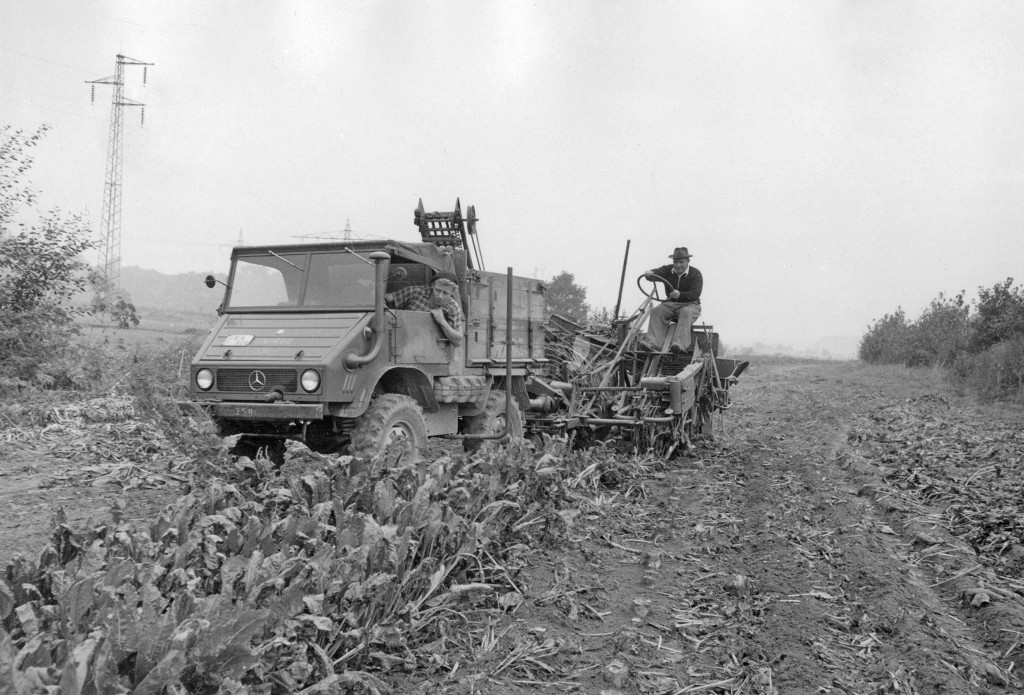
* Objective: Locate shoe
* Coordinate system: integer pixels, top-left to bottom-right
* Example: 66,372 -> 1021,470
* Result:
669,344 -> 682,354
637,339 -> 659,352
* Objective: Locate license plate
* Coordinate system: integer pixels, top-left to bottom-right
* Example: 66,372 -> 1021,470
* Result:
216,403 -> 323,420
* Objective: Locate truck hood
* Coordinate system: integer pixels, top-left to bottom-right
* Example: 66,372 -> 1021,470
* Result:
199,312 -> 369,363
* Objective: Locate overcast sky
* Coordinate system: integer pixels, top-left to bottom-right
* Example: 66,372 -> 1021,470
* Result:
3,1 -> 1023,352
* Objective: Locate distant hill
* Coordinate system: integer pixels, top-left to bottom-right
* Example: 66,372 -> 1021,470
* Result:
812,335 -> 860,360
733,335 -> 860,360
119,266 -> 225,315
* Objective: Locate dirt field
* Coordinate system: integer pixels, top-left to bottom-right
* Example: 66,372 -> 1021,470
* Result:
3,357 -> 1024,693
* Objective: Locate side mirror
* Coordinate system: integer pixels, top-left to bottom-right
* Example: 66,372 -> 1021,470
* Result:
204,275 -> 217,288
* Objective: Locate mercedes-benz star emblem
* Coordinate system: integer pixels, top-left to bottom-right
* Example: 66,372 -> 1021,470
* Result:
248,370 -> 266,391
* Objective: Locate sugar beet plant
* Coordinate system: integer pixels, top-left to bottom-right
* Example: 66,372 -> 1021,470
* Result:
0,443 -> 569,694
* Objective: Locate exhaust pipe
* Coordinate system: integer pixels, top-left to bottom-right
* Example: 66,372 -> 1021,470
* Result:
344,251 -> 391,369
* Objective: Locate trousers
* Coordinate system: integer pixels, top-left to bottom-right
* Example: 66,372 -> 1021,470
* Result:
647,301 -> 701,351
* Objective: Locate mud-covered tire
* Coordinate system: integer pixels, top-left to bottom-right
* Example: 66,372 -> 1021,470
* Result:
230,436 -> 286,466
347,394 -> 428,465
462,390 -> 523,452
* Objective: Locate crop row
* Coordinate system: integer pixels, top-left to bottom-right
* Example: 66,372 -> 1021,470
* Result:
0,441 -> 572,694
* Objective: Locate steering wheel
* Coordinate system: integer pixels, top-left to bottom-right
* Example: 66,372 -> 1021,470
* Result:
637,274 -> 664,302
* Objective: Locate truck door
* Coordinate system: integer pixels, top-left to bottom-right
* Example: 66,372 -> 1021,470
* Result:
394,310 -> 453,368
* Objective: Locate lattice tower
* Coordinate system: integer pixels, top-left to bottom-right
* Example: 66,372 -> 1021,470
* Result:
87,55 -> 152,292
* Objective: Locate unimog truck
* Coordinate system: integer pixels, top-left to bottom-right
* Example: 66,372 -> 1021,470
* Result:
188,200 -> 545,464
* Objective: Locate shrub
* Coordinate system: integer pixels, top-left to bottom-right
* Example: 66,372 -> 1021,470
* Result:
908,292 -> 969,367
89,268 -> 142,328
0,212 -> 94,384
860,293 -> 969,369
951,333 -> 1024,401
971,277 -> 1024,353
0,124 -> 95,387
859,308 -> 912,364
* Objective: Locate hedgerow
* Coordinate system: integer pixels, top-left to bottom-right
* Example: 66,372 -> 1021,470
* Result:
0,214 -> 94,388
860,280 -> 1024,401
858,308 -> 913,366
950,333 -> 1024,401
972,278 -> 1024,353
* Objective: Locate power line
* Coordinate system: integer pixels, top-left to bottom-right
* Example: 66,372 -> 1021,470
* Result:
0,46 -> 91,74
0,95 -> 101,120
87,9 -> 166,33
2,83 -> 91,105
128,239 -> 227,247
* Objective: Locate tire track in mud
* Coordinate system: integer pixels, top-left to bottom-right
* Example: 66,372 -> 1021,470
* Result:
713,362 -> 1014,693
0,446 -> 175,569
714,434 -> 995,692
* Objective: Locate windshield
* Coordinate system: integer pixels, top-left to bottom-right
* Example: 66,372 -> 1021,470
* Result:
226,251 -> 377,310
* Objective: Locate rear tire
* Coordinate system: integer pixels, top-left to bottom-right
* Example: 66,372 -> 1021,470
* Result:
462,390 -> 523,452
347,394 -> 428,465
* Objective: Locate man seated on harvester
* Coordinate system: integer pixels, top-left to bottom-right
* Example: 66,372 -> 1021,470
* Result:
642,246 -> 702,354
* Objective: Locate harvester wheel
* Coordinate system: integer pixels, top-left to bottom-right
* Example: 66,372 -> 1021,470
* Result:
230,436 -> 286,467
692,406 -> 714,436
689,368 -> 716,438
649,431 -> 677,459
462,390 -> 523,452
347,394 -> 427,466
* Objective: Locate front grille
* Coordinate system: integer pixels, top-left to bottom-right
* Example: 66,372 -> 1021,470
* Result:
216,369 -> 298,393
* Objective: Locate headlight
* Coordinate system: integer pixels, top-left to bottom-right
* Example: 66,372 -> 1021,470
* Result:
195,368 -> 214,391
301,369 -> 321,393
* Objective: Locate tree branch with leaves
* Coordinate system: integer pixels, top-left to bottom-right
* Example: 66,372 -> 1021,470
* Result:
0,124 -> 95,385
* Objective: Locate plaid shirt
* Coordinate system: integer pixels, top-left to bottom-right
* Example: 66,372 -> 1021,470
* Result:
391,286 -> 463,332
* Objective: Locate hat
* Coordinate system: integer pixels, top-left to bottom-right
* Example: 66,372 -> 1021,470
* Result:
669,247 -> 692,259
432,273 -> 458,289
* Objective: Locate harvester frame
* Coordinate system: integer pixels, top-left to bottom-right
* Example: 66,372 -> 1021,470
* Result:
529,274 -> 748,457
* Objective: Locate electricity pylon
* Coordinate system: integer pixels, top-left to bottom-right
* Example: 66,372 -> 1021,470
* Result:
87,54 -> 152,296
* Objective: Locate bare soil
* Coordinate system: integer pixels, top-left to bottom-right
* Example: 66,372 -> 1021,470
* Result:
3,358 -> 1024,693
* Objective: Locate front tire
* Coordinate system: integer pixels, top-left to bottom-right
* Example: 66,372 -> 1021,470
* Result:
462,390 -> 523,452
347,394 -> 428,465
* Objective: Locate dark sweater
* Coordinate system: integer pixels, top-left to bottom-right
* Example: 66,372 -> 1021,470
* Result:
649,264 -> 702,304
